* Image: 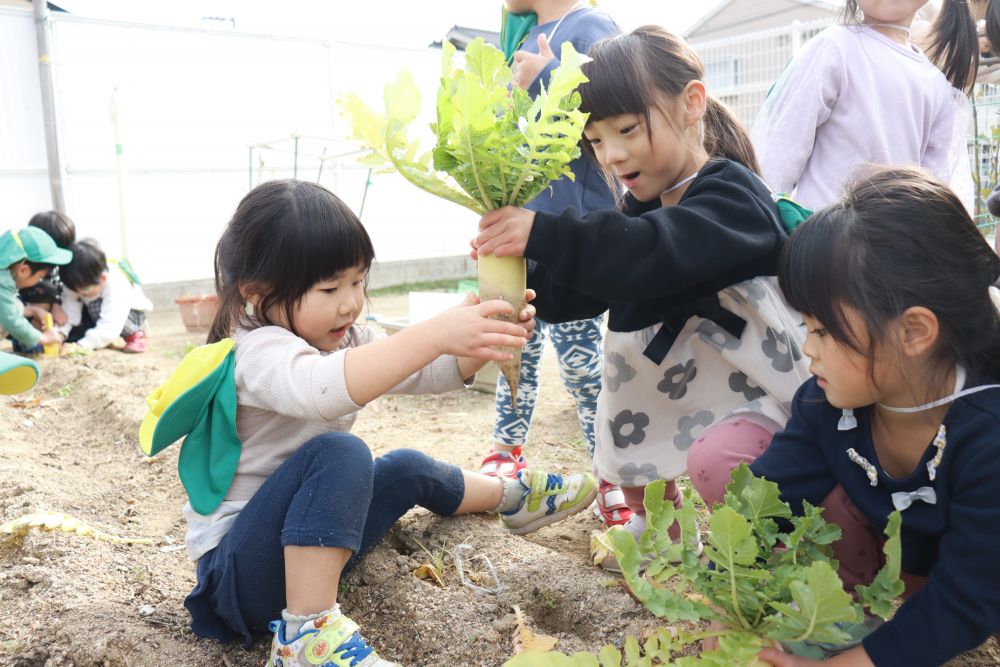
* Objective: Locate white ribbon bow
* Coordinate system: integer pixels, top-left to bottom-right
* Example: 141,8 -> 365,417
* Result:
891,486 -> 937,511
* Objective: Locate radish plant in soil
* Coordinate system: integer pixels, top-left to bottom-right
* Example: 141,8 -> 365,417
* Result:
506,465 -> 904,666
339,38 -> 589,404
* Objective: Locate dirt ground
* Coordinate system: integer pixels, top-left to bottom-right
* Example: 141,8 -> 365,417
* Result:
1,299 -> 998,667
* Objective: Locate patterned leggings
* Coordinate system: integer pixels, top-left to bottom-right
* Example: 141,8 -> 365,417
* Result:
493,316 -> 603,458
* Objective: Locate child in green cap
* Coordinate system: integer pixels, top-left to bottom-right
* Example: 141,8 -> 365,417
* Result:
0,227 -> 72,351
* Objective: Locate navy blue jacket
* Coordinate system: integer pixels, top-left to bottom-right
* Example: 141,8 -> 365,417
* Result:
524,159 -> 786,335
751,376 -> 1000,666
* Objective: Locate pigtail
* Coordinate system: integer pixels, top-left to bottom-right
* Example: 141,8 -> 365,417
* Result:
703,95 -> 761,175
926,0 -> 979,94
207,233 -> 243,344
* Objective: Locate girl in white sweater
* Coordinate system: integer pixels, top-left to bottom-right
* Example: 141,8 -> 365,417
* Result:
179,180 -> 597,666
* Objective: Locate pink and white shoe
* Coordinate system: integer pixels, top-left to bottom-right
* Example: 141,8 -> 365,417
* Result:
593,479 -> 634,527
479,447 -> 527,479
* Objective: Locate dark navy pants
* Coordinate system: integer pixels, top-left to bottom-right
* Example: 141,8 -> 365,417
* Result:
184,432 -> 465,645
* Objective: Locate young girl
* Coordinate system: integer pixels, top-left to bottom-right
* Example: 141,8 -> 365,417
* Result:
155,181 -> 597,666
690,166 -> 1000,666
753,0 -> 979,211
473,26 -> 811,569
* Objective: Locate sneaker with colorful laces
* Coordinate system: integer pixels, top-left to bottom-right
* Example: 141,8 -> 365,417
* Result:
593,479 -> 634,527
500,469 -> 597,535
479,447 -> 527,479
268,612 -> 399,667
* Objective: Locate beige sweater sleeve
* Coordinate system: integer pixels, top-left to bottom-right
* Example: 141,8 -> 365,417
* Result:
234,326 -> 469,422
351,324 -> 471,396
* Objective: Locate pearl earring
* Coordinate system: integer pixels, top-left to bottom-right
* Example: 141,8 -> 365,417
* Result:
244,301 -> 255,317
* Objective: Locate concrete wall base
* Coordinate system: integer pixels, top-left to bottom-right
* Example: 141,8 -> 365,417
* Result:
142,255 -> 477,310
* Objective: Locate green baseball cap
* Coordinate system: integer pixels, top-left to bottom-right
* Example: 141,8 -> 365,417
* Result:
0,352 -> 39,395
0,227 -> 73,268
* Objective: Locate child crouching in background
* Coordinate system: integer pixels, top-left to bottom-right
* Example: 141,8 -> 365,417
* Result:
58,240 -> 152,353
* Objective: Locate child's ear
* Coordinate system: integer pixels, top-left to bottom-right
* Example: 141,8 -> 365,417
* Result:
682,80 -> 707,128
897,306 -> 940,358
10,262 -> 29,281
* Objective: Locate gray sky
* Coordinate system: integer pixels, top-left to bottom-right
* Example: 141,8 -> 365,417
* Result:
51,1 -> 725,46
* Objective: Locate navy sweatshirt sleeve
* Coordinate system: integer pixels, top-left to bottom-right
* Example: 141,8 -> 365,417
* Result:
522,160 -> 784,305
862,401 -> 1000,667
749,380 -> 838,513
525,256 -> 609,323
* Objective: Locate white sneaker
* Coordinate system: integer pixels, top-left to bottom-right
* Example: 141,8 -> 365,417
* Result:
500,469 -> 598,535
267,612 -> 400,666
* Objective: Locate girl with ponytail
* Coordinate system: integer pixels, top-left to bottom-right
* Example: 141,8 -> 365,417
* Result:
472,25 -> 811,569
753,0 -> 978,211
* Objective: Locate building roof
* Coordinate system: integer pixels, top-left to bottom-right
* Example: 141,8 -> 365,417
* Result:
685,0 -> 839,39
430,25 -> 501,51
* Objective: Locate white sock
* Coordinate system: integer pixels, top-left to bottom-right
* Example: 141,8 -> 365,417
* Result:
492,474 -> 528,514
280,603 -> 341,640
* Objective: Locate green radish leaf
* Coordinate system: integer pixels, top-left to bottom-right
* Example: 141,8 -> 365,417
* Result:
724,463 -> 792,523
608,527 -> 705,622
704,506 -> 758,570
763,560 -> 861,643
597,644 -> 622,666
675,631 -> 766,667
781,500 -> 841,567
339,38 -> 588,215
856,511 -> 905,619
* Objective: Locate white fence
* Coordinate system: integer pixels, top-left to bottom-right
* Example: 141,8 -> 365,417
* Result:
0,8 -> 478,285
691,18 -> 833,129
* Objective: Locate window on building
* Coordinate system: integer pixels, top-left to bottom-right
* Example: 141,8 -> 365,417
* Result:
705,57 -> 739,90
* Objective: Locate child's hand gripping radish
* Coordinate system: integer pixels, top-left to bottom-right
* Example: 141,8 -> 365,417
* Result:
473,207 -> 537,259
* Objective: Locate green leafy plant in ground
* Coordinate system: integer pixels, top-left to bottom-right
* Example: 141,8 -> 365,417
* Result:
507,465 -> 903,666
339,38 -> 589,406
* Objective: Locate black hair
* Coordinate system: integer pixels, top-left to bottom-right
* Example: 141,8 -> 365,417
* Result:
987,0 -> 1000,57
208,180 -> 376,343
21,260 -> 53,275
579,25 -> 760,176
61,240 -> 108,292
28,210 -> 76,248
843,0 -> 979,94
779,165 -> 1000,382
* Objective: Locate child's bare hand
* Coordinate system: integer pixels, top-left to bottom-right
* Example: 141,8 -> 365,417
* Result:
50,303 -> 69,327
38,329 -> 61,347
474,207 -> 535,258
519,289 -> 537,338
432,292 -> 528,360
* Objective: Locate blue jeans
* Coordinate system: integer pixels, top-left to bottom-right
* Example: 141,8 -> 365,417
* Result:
493,316 -> 603,458
184,433 -> 465,645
